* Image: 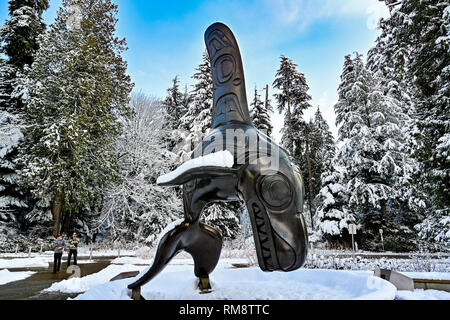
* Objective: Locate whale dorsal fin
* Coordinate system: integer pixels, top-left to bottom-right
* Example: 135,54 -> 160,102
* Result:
204,22 -> 252,129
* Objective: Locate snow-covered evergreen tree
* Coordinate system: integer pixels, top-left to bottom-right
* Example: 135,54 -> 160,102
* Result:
301,108 -> 337,204
0,61 -> 27,223
97,92 -> 183,243
370,0 -> 449,246
14,0 -> 134,237
178,51 -> 213,162
315,164 -> 355,244
203,202 -> 241,240
334,53 -> 424,251
0,0 -> 49,228
0,0 -> 48,70
415,209 -> 450,249
161,76 -> 188,151
0,60 -> 17,113
0,110 -> 26,223
250,86 -> 273,136
291,119 -> 319,229
273,55 -> 312,154
314,107 -> 336,162
181,84 -> 192,117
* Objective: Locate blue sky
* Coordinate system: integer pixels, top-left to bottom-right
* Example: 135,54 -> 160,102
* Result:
0,0 -> 389,142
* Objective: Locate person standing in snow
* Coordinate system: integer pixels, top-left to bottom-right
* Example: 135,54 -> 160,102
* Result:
53,235 -> 65,274
67,233 -> 80,267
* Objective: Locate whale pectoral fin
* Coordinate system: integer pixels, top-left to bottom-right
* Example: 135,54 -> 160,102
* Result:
157,166 -> 238,187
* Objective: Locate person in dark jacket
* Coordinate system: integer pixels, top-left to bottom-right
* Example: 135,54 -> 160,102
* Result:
67,233 -> 80,267
53,235 -> 65,274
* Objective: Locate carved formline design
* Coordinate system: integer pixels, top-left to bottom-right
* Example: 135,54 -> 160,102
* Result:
252,202 -> 276,271
205,23 -> 251,128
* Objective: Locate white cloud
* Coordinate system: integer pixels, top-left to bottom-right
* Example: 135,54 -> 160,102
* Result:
366,3 -> 390,30
264,0 -> 389,30
137,70 -> 147,76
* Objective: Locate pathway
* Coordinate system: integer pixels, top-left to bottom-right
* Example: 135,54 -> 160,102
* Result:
0,259 -> 112,300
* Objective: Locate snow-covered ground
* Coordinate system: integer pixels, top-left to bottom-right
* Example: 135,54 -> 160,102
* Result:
41,254 -> 450,301
0,257 -> 49,269
110,256 -> 249,267
72,264 -> 397,300
37,256 -> 398,300
1,247 -> 448,300
400,272 -> 450,280
396,289 -> 450,300
0,269 -> 35,285
0,248 -> 136,259
43,264 -> 147,294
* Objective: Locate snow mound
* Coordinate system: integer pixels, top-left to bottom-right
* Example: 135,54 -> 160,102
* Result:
396,289 -> 450,300
157,150 -> 234,185
43,264 -> 147,294
111,257 -> 152,265
0,257 -> 49,269
400,272 -> 450,281
75,267 -> 396,300
0,269 -> 35,285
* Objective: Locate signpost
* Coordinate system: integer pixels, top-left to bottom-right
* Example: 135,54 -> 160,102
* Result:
348,224 -> 357,261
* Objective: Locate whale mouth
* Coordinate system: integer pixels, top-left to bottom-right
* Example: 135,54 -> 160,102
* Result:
250,202 -> 278,271
248,201 -> 301,272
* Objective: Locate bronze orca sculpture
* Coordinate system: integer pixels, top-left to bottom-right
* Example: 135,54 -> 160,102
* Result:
128,22 -> 308,293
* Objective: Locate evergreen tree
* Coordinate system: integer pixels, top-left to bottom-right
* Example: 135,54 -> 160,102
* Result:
292,119 -> 319,229
0,0 -> 49,70
315,164 -> 355,245
301,108 -> 337,204
250,86 -> 273,136
293,113 -> 335,231
314,107 -> 336,162
273,55 -> 312,154
203,202 -> 241,239
415,208 -> 450,249
179,51 -> 213,162
161,76 -> 187,151
181,84 -> 192,117
0,110 -> 26,223
273,55 -> 314,226
0,0 -> 49,114
371,0 -> 449,246
334,53 -> 424,251
0,60 -> 17,113
14,0 -> 134,237
163,76 -> 185,129
0,0 -> 49,227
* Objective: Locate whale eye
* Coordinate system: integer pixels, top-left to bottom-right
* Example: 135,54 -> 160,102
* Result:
259,174 -> 293,209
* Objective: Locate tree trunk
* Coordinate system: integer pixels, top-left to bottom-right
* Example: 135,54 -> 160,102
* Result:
62,210 -> 72,235
305,133 -> 315,230
286,81 -> 294,155
264,84 -> 269,111
51,188 -> 64,237
380,199 -> 387,222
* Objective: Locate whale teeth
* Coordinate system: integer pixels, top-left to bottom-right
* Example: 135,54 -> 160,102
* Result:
251,202 -> 275,270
